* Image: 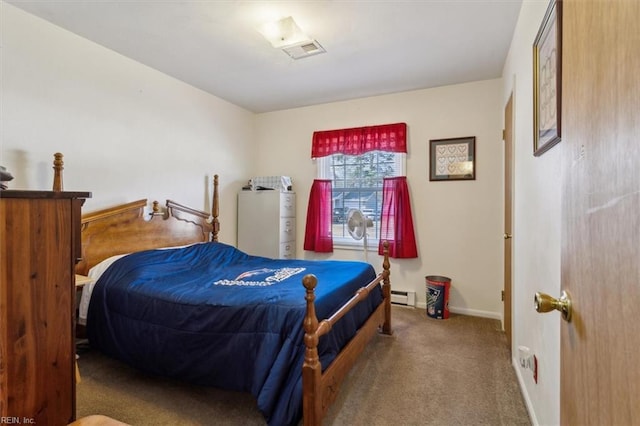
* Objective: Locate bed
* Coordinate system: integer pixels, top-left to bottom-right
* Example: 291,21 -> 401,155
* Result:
75,174 -> 392,426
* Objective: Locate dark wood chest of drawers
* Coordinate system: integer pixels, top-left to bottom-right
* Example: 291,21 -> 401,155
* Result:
1,190 -> 90,425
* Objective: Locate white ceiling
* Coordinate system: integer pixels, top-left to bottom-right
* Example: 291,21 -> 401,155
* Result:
7,0 -> 523,113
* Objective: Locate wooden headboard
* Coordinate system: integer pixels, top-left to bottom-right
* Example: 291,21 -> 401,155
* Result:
75,176 -> 220,275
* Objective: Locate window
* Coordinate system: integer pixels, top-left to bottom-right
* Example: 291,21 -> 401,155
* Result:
306,122 -> 416,257
318,151 -> 405,246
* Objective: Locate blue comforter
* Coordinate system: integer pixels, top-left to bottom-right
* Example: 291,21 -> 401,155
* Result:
87,242 -> 382,426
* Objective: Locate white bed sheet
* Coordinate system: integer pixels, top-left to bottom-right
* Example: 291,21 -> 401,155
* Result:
78,254 -> 127,325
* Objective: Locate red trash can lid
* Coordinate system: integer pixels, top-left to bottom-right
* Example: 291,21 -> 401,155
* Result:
425,275 -> 451,284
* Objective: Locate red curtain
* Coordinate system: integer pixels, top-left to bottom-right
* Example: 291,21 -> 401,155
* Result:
378,177 -> 418,258
311,122 -> 407,158
304,179 -> 333,252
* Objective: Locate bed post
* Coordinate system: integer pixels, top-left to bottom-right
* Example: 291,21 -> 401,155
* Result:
381,240 -> 392,335
302,274 -> 322,426
211,174 -> 220,242
53,152 -> 64,191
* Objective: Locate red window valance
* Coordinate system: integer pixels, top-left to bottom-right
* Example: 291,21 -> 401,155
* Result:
311,122 -> 407,158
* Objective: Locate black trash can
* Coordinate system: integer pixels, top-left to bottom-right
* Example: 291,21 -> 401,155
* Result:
425,275 -> 451,319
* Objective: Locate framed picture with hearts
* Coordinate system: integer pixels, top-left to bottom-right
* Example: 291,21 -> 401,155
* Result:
429,136 -> 476,181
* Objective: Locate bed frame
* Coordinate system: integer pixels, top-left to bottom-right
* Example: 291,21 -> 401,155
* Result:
54,154 -> 392,425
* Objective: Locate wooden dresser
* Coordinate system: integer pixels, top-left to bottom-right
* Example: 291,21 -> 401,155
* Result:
0,190 -> 90,425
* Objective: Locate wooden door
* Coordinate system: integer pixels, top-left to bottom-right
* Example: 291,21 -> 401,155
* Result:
560,0 -> 640,424
503,93 -> 513,350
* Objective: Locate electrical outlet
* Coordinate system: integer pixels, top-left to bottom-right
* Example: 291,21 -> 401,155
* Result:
533,355 -> 538,383
517,345 -> 531,368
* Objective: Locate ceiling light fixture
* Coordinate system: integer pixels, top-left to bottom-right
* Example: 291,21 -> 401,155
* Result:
258,16 -> 326,59
258,16 -> 309,48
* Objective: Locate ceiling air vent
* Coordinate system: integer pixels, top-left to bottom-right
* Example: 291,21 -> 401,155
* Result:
282,40 -> 326,60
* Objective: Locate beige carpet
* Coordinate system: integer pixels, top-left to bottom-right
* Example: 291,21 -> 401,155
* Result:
76,306 -> 530,425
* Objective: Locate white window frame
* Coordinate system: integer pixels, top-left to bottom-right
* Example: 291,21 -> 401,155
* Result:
317,152 -> 406,249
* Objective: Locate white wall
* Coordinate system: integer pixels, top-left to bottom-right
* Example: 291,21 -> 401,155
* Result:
2,2 -> 506,318
3,4 -> 554,420
0,3 -> 254,243
501,2 -> 561,425
255,80 -> 505,317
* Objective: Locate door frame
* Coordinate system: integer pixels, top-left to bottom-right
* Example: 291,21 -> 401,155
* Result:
503,92 -> 514,350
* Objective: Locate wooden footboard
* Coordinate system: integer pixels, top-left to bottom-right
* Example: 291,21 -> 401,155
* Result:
302,242 -> 392,425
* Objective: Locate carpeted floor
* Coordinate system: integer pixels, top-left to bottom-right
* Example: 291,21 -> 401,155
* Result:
76,306 -> 530,425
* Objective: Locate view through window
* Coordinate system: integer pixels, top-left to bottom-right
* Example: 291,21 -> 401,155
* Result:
319,151 -> 404,245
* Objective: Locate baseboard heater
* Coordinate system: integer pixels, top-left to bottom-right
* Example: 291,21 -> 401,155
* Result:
390,290 -> 416,307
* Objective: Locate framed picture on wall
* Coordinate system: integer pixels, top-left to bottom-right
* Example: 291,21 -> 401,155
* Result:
533,0 -> 562,156
429,136 -> 476,181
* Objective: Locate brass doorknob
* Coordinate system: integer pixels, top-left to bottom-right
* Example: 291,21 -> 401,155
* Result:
534,290 -> 572,322
504,233 -> 512,239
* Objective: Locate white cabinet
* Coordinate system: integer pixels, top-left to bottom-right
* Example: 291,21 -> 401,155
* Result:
237,191 -> 296,259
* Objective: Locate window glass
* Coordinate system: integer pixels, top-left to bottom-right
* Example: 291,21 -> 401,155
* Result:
318,151 -> 405,245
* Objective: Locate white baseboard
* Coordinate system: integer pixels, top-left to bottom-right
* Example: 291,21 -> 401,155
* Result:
415,302 -> 501,320
512,357 -> 539,426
